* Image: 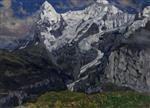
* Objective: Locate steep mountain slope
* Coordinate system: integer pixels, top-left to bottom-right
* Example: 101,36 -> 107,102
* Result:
0,44 -> 66,107
0,0 -> 150,107
105,21 -> 150,92
37,0 -> 150,92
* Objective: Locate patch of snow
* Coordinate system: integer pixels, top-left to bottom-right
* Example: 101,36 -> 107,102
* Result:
67,75 -> 89,91
96,0 -> 109,4
39,1 -> 137,53
40,1 -> 61,24
143,6 -> 150,17
79,49 -> 104,77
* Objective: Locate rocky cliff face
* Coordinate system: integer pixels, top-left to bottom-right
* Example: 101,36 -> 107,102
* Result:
1,0 -> 150,107
105,47 -> 150,92
0,1 -> 150,107
105,22 -> 150,93
36,0 -> 150,92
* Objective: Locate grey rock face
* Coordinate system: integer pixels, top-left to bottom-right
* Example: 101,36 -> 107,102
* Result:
1,0 -> 150,97
36,1 -> 150,93
105,47 -> 150,92
105,22 -> 150,93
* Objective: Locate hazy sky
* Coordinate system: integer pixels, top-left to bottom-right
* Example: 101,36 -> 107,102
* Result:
0,0 -> 95,38
0,0 -> 150,38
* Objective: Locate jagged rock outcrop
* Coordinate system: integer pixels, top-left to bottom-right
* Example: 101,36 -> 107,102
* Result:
105,21 -> 150,93
105,47 -> 150,92
0,2 -> 150,107
37,0 -> 150,92
1,0 -> 150,107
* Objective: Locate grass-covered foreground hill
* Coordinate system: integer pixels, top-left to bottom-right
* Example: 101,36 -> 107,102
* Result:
18,90 -> 150,108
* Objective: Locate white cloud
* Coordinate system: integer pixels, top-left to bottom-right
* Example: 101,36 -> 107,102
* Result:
0,0 -> 34,38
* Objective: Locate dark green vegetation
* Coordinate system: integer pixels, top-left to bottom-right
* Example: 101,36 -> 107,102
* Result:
1,43 -> 150,108
0,44 -> 66,107
0,44 -> 66,91
0,44 -> 53,76
18,90 -> 150,108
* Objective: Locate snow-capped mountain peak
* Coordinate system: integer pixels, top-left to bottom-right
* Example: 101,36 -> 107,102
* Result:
37,1 -> 150,91
38,0 -> 136,52
96,0 -> 109,4
143,6 -> 150,17
40,1 -> 61,24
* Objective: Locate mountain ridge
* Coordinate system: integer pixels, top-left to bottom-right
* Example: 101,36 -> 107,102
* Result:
37,0 -> 150,91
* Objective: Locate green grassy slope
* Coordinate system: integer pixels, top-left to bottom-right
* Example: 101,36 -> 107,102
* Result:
18,90 -> 150,108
